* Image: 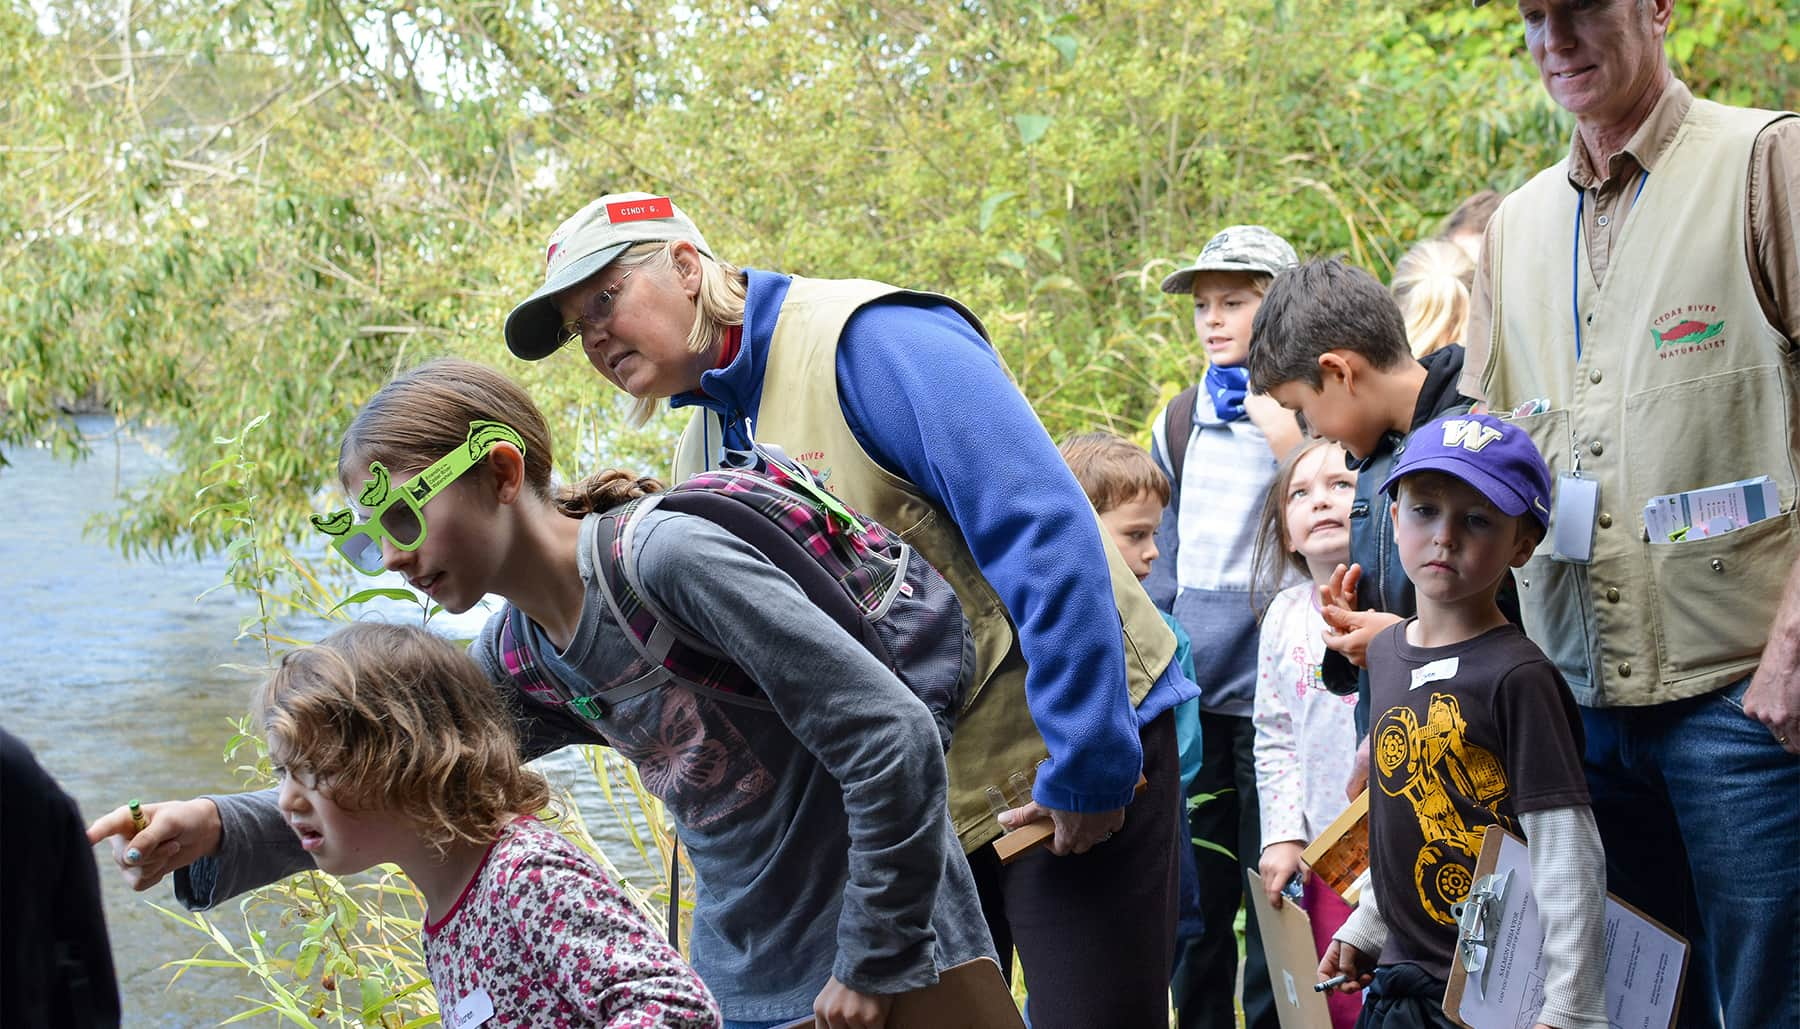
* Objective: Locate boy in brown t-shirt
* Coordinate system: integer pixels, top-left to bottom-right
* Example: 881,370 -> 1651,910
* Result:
1318,413 -> 1607,1029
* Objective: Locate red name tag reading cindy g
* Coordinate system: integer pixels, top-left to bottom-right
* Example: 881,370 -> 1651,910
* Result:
606,197 -> 673,223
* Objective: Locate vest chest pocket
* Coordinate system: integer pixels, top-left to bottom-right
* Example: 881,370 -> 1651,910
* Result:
1646,506 -> 1798,682
1621,365 -> 1800,507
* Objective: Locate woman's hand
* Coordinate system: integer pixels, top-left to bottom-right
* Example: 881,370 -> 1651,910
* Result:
997,801 -> 1125,856
812,976 -> 892,1029
1318,939 -> 1373,994
1259,841 -> 1308,909
86,798 -> 222,892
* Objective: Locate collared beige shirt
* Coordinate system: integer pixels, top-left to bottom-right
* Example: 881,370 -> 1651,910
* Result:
1465,79 -> 1800,391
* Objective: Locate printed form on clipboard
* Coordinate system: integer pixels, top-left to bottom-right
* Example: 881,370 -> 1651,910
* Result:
1444,828 -> 1689,1029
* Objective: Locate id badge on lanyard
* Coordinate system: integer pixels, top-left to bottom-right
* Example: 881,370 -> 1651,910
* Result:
1553,444 -> 1598,564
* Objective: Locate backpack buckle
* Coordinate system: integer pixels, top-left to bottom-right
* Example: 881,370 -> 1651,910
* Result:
567,695 -> 609,721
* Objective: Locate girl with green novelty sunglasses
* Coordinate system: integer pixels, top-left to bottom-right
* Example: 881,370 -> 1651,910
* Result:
310,420 -> 528,574
96,358 -> 997,1029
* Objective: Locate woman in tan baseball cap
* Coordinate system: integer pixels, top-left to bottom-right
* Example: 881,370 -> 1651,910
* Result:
504,191 -> 1199,1029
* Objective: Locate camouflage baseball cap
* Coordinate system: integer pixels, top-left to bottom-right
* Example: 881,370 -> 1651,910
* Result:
1159,225 -> 1299,294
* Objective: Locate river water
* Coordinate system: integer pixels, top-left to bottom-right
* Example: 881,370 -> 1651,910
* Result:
0,417 -> 654,1026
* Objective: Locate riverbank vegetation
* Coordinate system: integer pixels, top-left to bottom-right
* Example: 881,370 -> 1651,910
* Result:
5,1 -> 1794,558
5,2 -> 1794,1023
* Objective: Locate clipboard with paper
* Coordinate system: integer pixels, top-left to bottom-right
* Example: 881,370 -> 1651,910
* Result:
1443,828 -> 1688,1029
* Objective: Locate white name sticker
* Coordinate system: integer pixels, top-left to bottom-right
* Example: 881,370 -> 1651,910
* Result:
448,988 -> 494,1029
1410,657 -> 1460,691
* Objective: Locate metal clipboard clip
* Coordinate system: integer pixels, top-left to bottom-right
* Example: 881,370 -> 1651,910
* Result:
1451,868 -> 1511,999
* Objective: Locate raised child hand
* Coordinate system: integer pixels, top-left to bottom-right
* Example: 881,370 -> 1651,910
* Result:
813,975 -> 892,1029
1320,606 -> 1404,670
1319,563 -> 1362,613
86,797 -> 222,892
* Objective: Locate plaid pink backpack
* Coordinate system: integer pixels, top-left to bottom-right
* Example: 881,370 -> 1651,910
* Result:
549,448 -> 974,751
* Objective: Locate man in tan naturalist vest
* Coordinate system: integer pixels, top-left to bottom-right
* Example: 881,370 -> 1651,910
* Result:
1463,2 -> 1799,1025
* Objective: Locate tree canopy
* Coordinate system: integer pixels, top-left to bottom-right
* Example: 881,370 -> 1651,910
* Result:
4,0 -> 1796,559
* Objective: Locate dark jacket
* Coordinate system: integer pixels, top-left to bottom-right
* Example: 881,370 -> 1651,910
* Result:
1353,964 -> 1459,1029
1,727 -> 122,1028
1320,346 -> 1521,736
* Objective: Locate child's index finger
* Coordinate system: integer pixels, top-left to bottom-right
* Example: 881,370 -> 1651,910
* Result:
84,806 -> 135,846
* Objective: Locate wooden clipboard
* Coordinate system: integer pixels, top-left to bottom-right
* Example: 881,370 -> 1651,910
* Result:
772,957 -> 1024,1028
1443,827 -> 1689,1029
992,775 -> 1148,864
1245,868 -> 1335,1029
1300,790 -> 1369,905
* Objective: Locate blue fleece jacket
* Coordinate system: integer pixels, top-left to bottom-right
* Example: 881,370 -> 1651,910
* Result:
670,270 -> 1196,812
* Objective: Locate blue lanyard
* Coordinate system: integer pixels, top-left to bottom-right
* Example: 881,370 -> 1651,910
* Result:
1572,170 -> 1649,359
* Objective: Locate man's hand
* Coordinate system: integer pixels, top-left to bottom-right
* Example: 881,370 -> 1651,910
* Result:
1346,736 -> 1371,801
1743,666 -> 1800,756
997,802 -> 1126,856
86,797 -> 222,892
812,976 -> 892,1029
1318,939 -> 1373,994
1744,561 -> 1800,755
1259,841 -> 1307,909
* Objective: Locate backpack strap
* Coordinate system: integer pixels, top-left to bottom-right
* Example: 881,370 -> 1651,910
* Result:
586,498 -> 737,712
1164,384 -> 1199,496
666,837 -> 683,948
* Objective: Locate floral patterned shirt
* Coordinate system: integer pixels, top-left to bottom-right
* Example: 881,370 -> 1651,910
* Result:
1252,583 -> 1360,847
423,817 -> 720,1028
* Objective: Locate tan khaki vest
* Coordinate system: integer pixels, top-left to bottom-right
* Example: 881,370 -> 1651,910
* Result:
673,276 -> 1177,851
1478,99 -> 1798,707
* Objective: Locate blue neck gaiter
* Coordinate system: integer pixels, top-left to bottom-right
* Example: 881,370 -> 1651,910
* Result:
1204,363 -> 1250,423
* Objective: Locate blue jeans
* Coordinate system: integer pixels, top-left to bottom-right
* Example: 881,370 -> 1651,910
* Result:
1580,674 -> 1799,1029
723,1019 -> 805,1029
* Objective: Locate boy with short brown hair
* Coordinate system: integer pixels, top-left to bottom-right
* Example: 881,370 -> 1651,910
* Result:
1246,257 -> 1504,748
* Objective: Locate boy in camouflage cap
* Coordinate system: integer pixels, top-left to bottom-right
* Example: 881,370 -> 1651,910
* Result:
1148,224 -> 1300,1029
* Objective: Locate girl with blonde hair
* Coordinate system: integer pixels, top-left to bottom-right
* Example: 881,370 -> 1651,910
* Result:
255,622 -> 719,1027
1390,239 -> 1474,358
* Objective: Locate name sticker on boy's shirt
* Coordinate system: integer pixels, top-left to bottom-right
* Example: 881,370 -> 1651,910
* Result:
1410,657 -> 1460,691
448,988 -> 494,1029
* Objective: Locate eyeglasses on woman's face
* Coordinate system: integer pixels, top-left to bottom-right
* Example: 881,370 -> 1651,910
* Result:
558,265 -> 637,351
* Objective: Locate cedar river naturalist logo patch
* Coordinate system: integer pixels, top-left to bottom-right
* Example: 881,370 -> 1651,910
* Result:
1649,304 -> 1725,359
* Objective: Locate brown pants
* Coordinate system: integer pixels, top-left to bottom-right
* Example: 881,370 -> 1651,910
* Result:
964,709 -> 1182,1029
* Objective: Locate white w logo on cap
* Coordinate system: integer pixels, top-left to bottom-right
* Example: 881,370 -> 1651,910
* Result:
1441,419 -> 1503,452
